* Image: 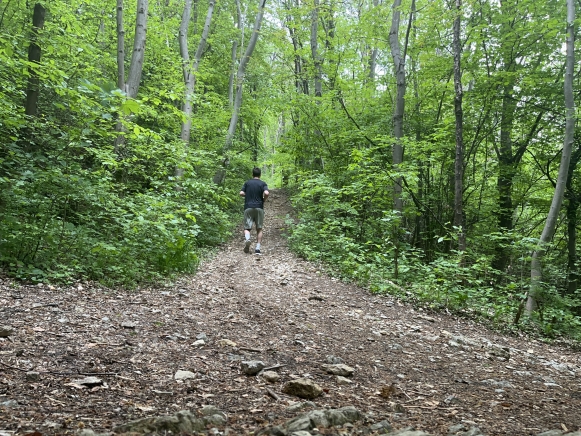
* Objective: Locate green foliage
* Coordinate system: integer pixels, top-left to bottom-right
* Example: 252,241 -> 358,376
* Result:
0,0 -> 249,286
287,163 -> 581,341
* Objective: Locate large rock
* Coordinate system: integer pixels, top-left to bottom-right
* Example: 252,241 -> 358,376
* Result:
448,423 -> 485,436
241,360 -> 266,375
285,401 -> 316,413
285,406 -> 362,433
113,410 -> 206,434
369,420 -> 393,433
321,363 -> 354,377
282,378 -> 322,399
199,405 -> 227,426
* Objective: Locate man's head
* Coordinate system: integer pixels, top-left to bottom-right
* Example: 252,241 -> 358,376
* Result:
252,167 -> 261,178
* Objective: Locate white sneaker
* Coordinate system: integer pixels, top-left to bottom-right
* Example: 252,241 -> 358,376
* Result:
244,240 -> 251,253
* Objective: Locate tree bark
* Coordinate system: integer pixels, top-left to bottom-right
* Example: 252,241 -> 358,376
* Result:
368,0 -> 379,81
115,0 -> 148,154
527,0 -> 575,314
126,0 -> 148,99
566,193 -> 579,295
213,0 -> 267,185
228,0 -> 241,107
565,147 -> 581,296
389,0 -> 414,214
452,0 -> 465,252
310,0 -> 322,98
116,0 -> 125,92
24,3 -> 45,117
177,0 -> 214,170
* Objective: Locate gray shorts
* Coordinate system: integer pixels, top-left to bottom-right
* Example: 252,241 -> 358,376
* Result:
244,208 -> 264,230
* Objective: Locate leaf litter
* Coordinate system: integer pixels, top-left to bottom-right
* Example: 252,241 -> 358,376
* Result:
0,190 -> 580,435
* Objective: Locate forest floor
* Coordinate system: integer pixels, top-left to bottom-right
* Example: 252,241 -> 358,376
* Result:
1,189 -> 581,436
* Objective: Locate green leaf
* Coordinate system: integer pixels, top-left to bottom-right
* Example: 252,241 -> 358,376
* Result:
121,99 -> 141,115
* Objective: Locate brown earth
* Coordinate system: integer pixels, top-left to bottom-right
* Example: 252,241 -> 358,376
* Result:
1,189 -> 580,435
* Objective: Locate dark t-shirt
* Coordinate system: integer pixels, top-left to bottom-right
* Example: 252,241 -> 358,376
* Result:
241,179 -> 268,210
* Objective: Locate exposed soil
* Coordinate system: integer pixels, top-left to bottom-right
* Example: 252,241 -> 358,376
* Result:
1,189 -> 580,435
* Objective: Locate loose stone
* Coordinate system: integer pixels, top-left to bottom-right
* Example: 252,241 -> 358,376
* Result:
282,378 -> 323,399
241,360 -> 266,375
321,364 -> 354,377
174,370 -> 196,380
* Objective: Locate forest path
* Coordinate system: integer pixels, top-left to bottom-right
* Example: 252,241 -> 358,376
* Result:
1,189 -> 580,435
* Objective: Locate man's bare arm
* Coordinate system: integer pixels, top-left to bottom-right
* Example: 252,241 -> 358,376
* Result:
240,191 -> 246,197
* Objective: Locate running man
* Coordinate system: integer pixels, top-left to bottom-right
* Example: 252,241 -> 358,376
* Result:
240,167 -> 269,254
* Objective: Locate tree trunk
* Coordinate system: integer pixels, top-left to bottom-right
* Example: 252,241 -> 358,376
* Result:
492,81 -> 517,271
24,3 -> 45,117
566,195 -> 579,295
213,0 -> 267,185
228,0 -> 241,107
176,0 -> 214,178
389,0 -> 414,214
126,0 -> 148,99
310,0 -> 322,98
116,0 -> 125,92
565,147 -> 581,296
527,0 -> 575,314
115,0 -> 148,155
368,0 -> 379,81
452,0 -> 465,252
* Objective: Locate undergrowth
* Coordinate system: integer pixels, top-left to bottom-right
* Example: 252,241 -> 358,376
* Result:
285,175 -> 581,343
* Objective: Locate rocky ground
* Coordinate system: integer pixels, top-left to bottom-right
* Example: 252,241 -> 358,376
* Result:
1,189 -> 581,436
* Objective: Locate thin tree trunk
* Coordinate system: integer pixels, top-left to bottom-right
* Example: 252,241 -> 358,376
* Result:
228,0 -> 241,107
310,0 -> 322,97
115,0 -> 148,155
527,0 -> 575,314
566,195 -> 579,295
452,0 -> 465,252
368,0 -> 379,81
389,0 -> 414,214
126,0 -> 148,99
565,147 -> 581,295
114,0 -> 126,154
116,0 -> 125,92
178,0 -> 194,151
24,3 -> 45,117
176,0 -> 214,178
213,0 -> 267,185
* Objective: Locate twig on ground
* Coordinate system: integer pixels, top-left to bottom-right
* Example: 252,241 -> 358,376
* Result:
0,362 -> 117,377
262,363 -> 287,372
31,303 -> 59,309
265,387 -> 281,401
239,347 -> 262,353
0,360 -> 28,372
78,372 -> 118,376
398,385 -> 413,400
44,395 -> 66,405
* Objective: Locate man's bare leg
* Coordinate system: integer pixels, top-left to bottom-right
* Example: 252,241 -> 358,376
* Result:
244,229 -> 251,253
255,228 -> 263,253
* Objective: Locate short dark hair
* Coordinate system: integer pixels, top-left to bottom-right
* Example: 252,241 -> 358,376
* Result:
252,167 -> 261,177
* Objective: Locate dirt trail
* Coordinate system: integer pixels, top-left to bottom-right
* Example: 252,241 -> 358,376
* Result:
1,189 -> 580,435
